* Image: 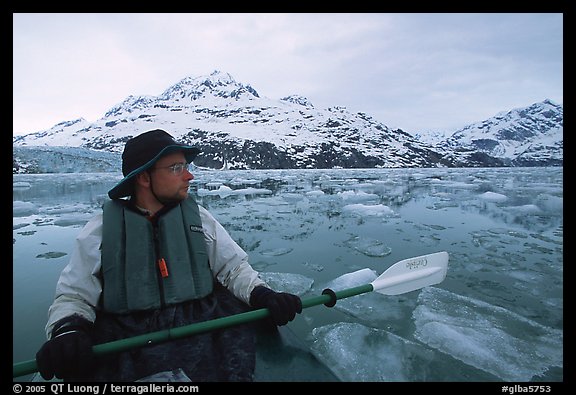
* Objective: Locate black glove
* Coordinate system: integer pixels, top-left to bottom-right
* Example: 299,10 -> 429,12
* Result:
36,315 -> 94,380
250,286 -> 302,326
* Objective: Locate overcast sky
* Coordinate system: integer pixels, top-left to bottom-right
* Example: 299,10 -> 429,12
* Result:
13,13 -> 563,137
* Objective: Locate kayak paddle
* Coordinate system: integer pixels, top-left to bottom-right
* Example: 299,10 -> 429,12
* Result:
13,251 -> 449,378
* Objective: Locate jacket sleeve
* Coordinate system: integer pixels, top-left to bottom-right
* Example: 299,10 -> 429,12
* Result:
199,205 -> 266,304
45,213 -> 104,338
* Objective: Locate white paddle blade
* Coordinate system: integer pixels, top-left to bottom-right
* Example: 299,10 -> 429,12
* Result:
371,251 -> 449,295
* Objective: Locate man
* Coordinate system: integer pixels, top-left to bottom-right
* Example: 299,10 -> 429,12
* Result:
36,129 -> 302,382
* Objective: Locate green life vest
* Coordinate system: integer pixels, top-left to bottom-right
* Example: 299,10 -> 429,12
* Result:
100,198 -> 214,314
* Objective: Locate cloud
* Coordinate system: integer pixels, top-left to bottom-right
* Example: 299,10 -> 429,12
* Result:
13,13 -> 563,136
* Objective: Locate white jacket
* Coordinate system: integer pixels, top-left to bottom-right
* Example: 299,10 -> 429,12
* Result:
45,204 -> 266,338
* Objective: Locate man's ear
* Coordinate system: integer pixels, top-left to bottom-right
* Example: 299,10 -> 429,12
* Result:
134,171 -> 151,187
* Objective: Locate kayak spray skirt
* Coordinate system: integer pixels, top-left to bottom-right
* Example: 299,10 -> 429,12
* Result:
78,283 -> 256,382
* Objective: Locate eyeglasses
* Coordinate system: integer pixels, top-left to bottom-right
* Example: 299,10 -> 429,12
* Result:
151,162 -> 192,176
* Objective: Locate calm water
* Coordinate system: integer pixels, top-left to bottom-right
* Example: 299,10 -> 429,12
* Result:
13,167 -> 563,382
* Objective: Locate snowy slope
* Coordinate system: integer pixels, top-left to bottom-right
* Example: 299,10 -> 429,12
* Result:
13,70 -> 563,172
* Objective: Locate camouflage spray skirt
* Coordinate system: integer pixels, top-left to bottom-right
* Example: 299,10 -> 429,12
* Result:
84,283 -> 256,382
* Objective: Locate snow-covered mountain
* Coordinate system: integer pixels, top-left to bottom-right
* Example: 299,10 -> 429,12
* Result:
13,70 -> 562,173
434,99 -> 563,167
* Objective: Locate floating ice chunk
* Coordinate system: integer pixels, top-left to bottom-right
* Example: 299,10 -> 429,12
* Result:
240,187 -> 273,195
53,213 -> 94,227
282,193 -> 304,203
344,236 -> 392,257
309,322 -> 434,381
337,190 -> 379,202
325,268 -> 377,291
302,261 -> 324,272
429,179 -> 478,189
259,272 -> 314,296
250,260 -> 277,271
260,247 -> 293,257
536,194 -> 563,213
507,204 -> 542,214
13,223 -> 30,230
229,177 -> 260,186
40,204 -> 92,215
413,287 -> 563,381
13,201 -> 38,217
13,181 -> 31,189
197,185 -> 233,196
342,203 -> 394,217
197,185 -> 272,197
36,251 -> 68,259
305,190 -> 325,197
478,191 -> 508,202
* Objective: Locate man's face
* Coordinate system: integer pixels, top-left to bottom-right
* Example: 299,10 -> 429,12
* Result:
148,151 -> 194,204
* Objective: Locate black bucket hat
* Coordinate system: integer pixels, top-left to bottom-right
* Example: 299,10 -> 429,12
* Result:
108,129 -> 200,199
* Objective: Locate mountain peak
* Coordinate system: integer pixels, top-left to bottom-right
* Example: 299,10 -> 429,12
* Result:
280,95 -> 314,107
208,69 -> 236,83
444,99 -> 563,164
159,70 -> 260,102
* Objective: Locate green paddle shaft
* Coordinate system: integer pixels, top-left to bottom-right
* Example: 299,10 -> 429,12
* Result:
14,250 -> 450,378
13,284 -> 373,378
